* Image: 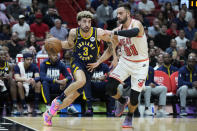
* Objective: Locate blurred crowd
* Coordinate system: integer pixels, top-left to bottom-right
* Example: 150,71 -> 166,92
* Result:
0,0 -> 197,117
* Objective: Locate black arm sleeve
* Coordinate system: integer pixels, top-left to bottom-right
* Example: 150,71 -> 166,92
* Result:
114,28 -> 140,38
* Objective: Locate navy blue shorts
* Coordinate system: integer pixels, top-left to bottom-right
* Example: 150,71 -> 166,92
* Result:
70,59 -> 93,94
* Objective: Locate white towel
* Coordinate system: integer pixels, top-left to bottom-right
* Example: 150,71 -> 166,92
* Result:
18,62 -> 30,96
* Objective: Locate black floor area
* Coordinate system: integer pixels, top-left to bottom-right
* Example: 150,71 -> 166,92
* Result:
0,117 -> 35,131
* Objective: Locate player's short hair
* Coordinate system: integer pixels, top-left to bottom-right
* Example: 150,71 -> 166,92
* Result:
77,11 -> 93,21
118,2 -> 131,12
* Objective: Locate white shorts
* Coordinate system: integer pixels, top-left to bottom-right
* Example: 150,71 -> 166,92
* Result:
109,57 -> 149,92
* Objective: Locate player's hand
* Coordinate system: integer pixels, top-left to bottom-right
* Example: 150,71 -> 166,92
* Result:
110,57 -> 118,69
87,62 -> 100,72
192,81 -> 197,88
149,83 -> 156,88
3,73 -> 10,79
29,78 -> 36,87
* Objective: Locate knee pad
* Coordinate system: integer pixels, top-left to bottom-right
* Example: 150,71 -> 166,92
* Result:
130,89 -> 140,106
105,77 -> 120,96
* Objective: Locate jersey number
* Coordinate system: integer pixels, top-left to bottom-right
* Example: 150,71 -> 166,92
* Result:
83,47 -> 88,56
124,44 -> 138,56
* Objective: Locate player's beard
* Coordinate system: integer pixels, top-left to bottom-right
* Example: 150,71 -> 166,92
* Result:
119,15 -> 128,24
81,26 -> 90,33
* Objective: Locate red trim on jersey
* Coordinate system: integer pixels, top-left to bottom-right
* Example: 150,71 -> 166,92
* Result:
123,57 -> 149,62
109,75 -> 123,83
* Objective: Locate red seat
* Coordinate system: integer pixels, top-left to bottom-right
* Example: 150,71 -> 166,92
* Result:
154,70 -> 171,92
170,71 -> 179,95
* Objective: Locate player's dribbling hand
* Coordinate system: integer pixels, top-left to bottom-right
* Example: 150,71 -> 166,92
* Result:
87,62 -> 100,72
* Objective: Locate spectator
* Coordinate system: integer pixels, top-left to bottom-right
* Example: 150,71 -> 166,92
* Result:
96,0 -> 113,28
154,24 -> 171,51
172,46 -> 186,68
177,52 -> 197,116
158,0 -> 177,6
0,3 -> 10,25
50,19 -> 68,41
162,2 -> 176,23
157,12 -> 167,26
139,66 -> 168,116
6,0 -> 24,21
19,0 -> 32,9
109,0 -> 119,10
84,63 -> 115,117
5,32 -> 23,59
0,50 -> 18,115
166,39 -> 177,59
90,0 -> 102,14
128,0 -> 138,14
149,48 -> 157,67
173,9 -> 187,30
43,8 -> 62,29
166,22 -> 179,38
30,13 -> 49,43
134,11 -> 150,27
184,18 -> 197,41
40,53 -> 72,106
12,15 -> 30,41
36,45 -> 47,57
148,18 -> 160,38
192,32 -> 197,51
62,50 -> 72,66
175,29 -> 189,49
14,52 -> 41,114
177,3 -> 192,22
138,0 -> 155,16
157,52 -> 178,76
148,39 -> 155,49
27,34 -> 40,52
154,53 -> 164,70
0,24 -> 11,45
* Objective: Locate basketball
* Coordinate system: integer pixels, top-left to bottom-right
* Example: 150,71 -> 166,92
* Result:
44,37 -> 62,54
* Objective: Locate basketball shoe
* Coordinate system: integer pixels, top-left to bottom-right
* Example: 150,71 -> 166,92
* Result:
115,97 -> 130,117
122,115 -> 133,128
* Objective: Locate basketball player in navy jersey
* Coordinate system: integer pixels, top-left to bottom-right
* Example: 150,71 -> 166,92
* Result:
0,50 -> 17,114
43,11 -> 115,126
14,53 -> 41,114
40,53 -> 72,106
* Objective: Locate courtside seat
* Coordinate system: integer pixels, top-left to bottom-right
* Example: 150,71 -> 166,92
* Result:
154,70 -> 172,96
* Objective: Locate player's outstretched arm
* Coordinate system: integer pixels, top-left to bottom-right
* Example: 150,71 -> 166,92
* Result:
111,20 -> 144,38
97,28 -> 119,68
61,29 -> 76,49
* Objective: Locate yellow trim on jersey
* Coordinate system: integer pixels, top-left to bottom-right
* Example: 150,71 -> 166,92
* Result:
46,61 -> 51,65
82,90 -> 87,100
41,84 -> 47,104
80,27 -> 93,40
74,28 -> 78,45
95,28 -> 100,57
73,66 -> 79,74
0,62 -> 6,70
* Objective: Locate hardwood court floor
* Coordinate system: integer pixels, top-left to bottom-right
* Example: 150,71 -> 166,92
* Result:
4,117 -> 197,131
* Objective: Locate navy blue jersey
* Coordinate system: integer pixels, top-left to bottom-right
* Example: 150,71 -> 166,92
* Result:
92,63 -> 109,82
178,65 -> 197,88
0,61 -> 10,76
145,66 -> 159,86
14,63 -> 39,78
72,27 -> 99,65
40,59 -> 72,83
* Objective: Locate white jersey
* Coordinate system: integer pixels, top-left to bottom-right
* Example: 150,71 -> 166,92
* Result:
118,19 -> 148,62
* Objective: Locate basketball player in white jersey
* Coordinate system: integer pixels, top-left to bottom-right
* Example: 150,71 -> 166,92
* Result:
87,3 -> 149,128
